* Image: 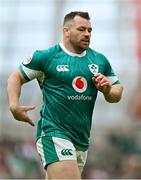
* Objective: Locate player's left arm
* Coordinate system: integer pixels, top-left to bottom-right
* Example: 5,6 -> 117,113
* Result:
92,73 -> 123,103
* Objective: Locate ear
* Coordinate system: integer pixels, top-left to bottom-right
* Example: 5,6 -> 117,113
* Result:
63,27 -> 70,38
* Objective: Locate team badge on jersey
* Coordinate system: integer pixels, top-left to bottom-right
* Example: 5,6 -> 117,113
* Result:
88,64 -> 99,75
72,76 -> 87,93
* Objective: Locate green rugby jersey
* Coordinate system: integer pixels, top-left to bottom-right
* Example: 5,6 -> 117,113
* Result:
19,43 -> 120,151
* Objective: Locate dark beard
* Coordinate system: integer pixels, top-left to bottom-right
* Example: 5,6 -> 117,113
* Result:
70,41 -> 88,54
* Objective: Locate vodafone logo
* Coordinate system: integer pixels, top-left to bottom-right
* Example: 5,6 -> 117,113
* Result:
72,76 -> 87,93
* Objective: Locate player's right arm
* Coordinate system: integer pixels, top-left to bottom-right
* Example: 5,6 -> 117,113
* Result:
7,68 -> 36,126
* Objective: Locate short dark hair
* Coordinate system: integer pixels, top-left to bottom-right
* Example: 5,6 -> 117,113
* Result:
63,11 -> 90,26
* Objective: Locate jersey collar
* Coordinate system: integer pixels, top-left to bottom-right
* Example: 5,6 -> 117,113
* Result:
59,42 -> 86,57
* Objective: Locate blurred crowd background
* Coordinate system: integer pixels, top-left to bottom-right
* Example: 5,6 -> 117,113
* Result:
1,0 -> 141,179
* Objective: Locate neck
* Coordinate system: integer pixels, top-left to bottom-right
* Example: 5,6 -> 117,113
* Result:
63,40 -> 84,54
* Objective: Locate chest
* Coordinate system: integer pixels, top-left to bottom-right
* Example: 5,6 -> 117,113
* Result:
44,55 -> 105,84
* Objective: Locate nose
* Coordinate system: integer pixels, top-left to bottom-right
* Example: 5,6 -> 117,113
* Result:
84,30 -> 91,37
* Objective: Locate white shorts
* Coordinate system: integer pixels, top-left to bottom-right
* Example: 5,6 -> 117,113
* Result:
36,136 -> 88,173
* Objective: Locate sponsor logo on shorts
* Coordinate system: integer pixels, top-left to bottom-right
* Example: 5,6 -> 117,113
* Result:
61,149 -> 73,156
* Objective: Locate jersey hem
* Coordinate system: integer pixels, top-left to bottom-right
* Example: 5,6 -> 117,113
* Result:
36,133 -> 89,152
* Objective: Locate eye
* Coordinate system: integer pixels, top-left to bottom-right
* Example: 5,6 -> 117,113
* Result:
78,28 -> 85,32
88,28 -> 92,33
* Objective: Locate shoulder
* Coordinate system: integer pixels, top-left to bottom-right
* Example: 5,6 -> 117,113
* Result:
23,44 -> 62,70
87,48 -> 109,62
33,44 -> 62,60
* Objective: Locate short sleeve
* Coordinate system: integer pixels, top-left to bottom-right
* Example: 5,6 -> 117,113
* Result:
19,50 -> 44,81
103,56 -> 120,85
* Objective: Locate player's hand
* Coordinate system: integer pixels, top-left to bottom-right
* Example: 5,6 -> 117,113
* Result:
92,73 -> 112,95
10,105 -> 36,126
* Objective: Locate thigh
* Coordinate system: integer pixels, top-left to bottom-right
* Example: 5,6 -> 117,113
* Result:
76,150 -> 88,174
47,160 -> 81,179
36,136 -> 81,179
